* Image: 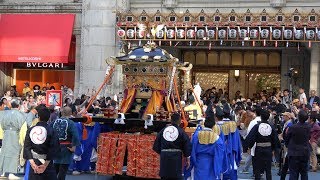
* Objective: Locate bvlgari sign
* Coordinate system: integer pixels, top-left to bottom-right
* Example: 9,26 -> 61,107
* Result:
13,62 -> 75,70
26,63 -> 64,68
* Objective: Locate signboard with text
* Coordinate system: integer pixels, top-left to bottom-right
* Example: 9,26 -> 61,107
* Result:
46,90 -> 63,107
13,63 -> 75,70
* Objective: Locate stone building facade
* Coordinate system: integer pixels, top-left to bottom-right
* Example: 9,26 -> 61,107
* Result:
1,0 -> 320,99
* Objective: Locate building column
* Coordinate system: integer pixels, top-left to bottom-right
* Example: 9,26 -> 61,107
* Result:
310,43 -> 320,94
0,63 -> 12,96
79,0 -> 130,97
74,34 -> 81,96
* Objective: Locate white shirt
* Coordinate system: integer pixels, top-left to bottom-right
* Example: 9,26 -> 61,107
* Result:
299,92 -> 307,105
246,116 -> 261,156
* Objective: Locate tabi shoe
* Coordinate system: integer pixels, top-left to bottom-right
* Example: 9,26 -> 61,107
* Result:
72,171 -> 81,175
8,173 -> 19,180
240,170 -> 250,174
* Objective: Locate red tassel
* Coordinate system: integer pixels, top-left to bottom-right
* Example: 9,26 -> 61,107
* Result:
82,124 -> 88,140
82,115 -> 93,140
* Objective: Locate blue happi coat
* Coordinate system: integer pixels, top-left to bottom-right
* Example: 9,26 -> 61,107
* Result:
71,122 -> 101,172
185,125 -> 228,180
217,119 -> 242,180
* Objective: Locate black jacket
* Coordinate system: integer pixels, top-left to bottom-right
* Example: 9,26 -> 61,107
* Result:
285,122 -> 311,157
308,96 -> 320,105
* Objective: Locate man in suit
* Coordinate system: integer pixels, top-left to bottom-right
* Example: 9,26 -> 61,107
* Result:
308,90 -> 320,107
285,110 -> 311,180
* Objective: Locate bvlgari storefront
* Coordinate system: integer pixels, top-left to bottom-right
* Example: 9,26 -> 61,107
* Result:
0,14 -> 76,95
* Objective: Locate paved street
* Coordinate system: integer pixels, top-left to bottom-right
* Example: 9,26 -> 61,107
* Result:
14,169 -> 320,180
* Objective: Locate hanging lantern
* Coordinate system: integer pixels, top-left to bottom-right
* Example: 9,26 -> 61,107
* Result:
176,29 -> 185,39
283,29 -> 293,39
294,29 -> 304,40
187,29 -> 195,39
166,29 -> 175,39
218,29 -> 226,39
197,29 -> 205,39
117,29 -> 126,38
156,29 -> 164,39
317,29 -> 320,40
306,30 -> 315,40
239,29 -> 248,39
260,29 -> 269,39
136,29 -> 145,39
250,29 -> 259,39
228,28 -> 237,39
126,29 -> 135,39
272,29 -> 282,39
208,30 -> 215,39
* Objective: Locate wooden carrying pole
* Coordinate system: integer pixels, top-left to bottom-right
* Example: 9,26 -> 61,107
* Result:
83,66 -> 115,114
173,76 -> 188,128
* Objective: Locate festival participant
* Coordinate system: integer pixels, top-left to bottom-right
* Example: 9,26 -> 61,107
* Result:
285,110 -> 311,180
245,109 -> 280,180
23,105 -> 59,180
52,107 -> 80,180
153,113 -> 191,180
0,99 -> 29,180
246,106 -> 262,177
71,121 -> 100,175
184,95 -> 202,120
216,105 -> 242,180
187,116 -> 227,179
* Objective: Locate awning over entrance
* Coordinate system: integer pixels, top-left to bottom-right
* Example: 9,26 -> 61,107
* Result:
0,14 -> 75,63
